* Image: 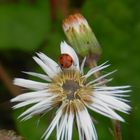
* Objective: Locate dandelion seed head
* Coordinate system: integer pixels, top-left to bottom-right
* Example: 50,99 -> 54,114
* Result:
48,69 -> 93,108
11,41 -> 131,140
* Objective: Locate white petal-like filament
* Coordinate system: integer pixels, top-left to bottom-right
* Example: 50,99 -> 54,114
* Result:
60,41 -> 80,70
14,78 -> 48,90
43,103 -> 66,140
23,71 -> 52,82
37,52 -> 61,75
80,57 -> 86,75
85,63 -> 110,78
75,100 -> 97,140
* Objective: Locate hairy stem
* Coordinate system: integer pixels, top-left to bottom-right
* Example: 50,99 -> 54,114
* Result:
87,56 -> 122,140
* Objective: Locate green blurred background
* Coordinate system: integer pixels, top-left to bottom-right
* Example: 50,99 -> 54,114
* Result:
0,0 -> 139,139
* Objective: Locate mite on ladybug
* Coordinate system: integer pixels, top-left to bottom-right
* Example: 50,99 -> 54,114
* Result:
59,53 -> 73,68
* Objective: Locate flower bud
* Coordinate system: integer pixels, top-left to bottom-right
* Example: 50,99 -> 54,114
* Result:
62,13 -> 102,59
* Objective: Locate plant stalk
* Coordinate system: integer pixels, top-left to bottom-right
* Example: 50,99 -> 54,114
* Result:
87,56 -> 122,140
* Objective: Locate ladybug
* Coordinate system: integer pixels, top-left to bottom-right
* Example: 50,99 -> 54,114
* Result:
59,53 -> 73,68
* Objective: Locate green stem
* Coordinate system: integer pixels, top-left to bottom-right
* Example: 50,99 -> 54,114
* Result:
87,56 -> 122,140
87,57 -> 100,78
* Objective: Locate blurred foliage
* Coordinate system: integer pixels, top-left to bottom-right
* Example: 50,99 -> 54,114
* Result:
0,0 -> 139,140
0,0 -> 51,50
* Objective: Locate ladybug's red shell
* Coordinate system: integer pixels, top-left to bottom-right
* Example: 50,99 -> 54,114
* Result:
59,53 -> 73,68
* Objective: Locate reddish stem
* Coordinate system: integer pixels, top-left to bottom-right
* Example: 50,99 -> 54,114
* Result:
0,63 -> 21,96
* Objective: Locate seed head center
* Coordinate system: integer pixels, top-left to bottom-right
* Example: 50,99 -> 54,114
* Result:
62,80 -> 80,100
